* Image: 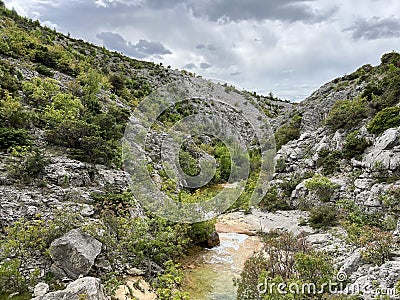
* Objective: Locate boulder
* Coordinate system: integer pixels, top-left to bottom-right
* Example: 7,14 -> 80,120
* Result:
33,282 -> 49,297
339,248 -> 363,275
32,277 -> 107,300
49,229 -> 102,279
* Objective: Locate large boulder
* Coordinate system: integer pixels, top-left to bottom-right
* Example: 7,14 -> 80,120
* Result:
32,277 -> 107,300
49,229 -> 102,279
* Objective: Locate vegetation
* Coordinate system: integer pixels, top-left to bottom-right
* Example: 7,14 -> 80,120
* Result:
1,4 -> 400,298
367,106 -> 400,134
316,148 -> 342,175
338,199 -> 396,265
326,98 -> 369,131
342,130 -> 371,160
274,115 -> 302,150
235,231 -> 336,300
308,205 -> 338,229
304,174 -> 338,202
259,186 -> 291,212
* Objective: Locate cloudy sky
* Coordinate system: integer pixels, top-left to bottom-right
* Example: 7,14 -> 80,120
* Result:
4,0 -> 400,101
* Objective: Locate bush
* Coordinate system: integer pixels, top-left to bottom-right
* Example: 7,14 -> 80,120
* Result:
308,205 -> 338,229
0,214 -> 82,293
381,51 -> 400,66
92,191 -> 135,217
304,174 -> 338,202
342,130 -> 371,160
316,148 -> 342,175
274,115 -> 302,150
22,77 -> 60,107
153,261 -> 189,300
259,186 -> 291,212
46,119 -> 99,148
35,64 -> 54,77
33,46 -> 60,68
345,224 -> 394,266
0,127 -> 30,150
41,92 -> 83,127
46,120 -> 121,166
0,60 -> 21,95
326,98 -> 369,131
11,148 -> 49,181
367,106 -> 400,134
236,231 -> 335,300
0,92 -> 30,128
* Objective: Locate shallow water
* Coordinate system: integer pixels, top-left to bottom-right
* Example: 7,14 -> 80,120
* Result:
181,232 -> 262,300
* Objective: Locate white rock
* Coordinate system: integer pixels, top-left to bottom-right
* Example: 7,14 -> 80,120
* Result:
33,282 -> 49,297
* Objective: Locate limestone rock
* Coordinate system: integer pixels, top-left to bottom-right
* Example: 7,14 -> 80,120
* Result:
32,277 -> 107,300
339,248 -> 363,275
49,229 -> 102,279
33,282 -> 49,297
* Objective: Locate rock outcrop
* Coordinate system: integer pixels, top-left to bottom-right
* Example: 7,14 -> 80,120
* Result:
32,277 -> 107,300
49,229 -> 102,279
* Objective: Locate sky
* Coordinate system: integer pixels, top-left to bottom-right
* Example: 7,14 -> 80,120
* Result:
3,0 -> 400,102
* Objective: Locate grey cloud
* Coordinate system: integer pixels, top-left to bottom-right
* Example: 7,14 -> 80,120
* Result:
196,43 -> 218,51
142,0 -> 337,23
345,17 -> 400,40
183,63 -> 197,69
207,44 -> 218,51
200,62 -> 212,69
187,0 -> 337,23
230,71 -> 241,76
96,32 -> 171,58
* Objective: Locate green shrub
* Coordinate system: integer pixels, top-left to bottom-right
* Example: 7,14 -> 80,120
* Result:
280,173 -> 304,198
342,130 -> 371,160
22,77 -> 60,107
259,186 -> 291,212
0,60 -> 21,95
69,136 -> 121,167
0,214 -> 82,293
46,120 -> 121,166
179,150 -> 200,176
274,115 -> 302,150
0,127 -> 30,150
362,82 -> 383,102
11,148 -> 49,181
92,191 -> 135,217
35,64 -> 54,77
326,98 -> 369,131
346,224 -> 394,266
0,92 -> 29,128
109,74 -> 125,96
316,149 -> 342,175
308,205 -> 338,229
304,174 -> 338,202
46,119 -> 99,148
41,93 -> 83,126
367,106 -> 400,134
236,231 -> 335,300
33,46 -> 60,68
154,261 -> 190,300
381,52 -> 400,66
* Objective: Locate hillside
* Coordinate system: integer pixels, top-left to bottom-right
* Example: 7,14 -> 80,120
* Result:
1,2 -> 400,299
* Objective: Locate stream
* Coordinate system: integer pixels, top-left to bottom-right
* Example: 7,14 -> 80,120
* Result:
181,232 -> 263,299
114,210 -> 310,300
180,210 -> 310,300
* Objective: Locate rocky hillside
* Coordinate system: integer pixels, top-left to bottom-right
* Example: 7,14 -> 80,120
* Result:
1,2 -> 400,299
247,51 -> 400,299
